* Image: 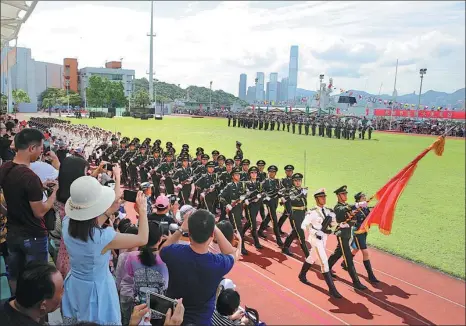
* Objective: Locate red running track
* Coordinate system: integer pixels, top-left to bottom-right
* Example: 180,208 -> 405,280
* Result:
125,206 -> 465,325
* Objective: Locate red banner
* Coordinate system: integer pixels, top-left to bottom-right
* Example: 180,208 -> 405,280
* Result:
373,109 -> 465,120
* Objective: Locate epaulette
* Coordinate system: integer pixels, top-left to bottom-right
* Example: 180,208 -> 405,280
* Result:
309,207 -> 318,211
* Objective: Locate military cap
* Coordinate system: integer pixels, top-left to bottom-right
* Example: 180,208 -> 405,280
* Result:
236,141 -> 242,147
225,158 -> 234,165
155,139 -> 161,144
256,160 -> 266,166
234,155 -> 242,161
292,173 -> 303,180
120,139 -> 127,144
267,165 -> 278,172
231,167 -> 242,175
201,154 -> 210,160
182,144 -> 189,148
181,155 -> 189,161
217,154 -> 226,161
334,185 -> 348,195
129,141 -> 136,146
354,192 -> 365,201
212,150 -> 220,155
139,144 -> 147,150
248,166 -> 259,174
314,188 -> 327,198
134,137 -> 140,143
164,152 -> 173,156
111,137 -> 118,142
196,151 -> 203,156
284,164 -> 295,171
145,137 -> 151,142
196,147 -> 204,152
151,148 -> 160,154
166,141 -> 173,147
140,182 -> 152,191
241,159 -> 250,165
168,147 -> 175,153
206,161 -> 216,168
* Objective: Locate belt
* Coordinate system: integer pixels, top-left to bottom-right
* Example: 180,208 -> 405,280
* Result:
292,206 -> 306,210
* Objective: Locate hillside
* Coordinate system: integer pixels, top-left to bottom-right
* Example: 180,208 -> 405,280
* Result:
134,78 -> 248,106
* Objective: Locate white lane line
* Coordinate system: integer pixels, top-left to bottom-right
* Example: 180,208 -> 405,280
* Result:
210,247 -> 350,325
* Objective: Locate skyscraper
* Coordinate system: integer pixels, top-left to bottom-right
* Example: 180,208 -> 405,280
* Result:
287,45 -> 299,101
238,73 -> 247,100
266,82 -> 270,101
268,72 -> 278,103
255,72 -> 265,102
246,86 -> 256,104
280,77 -> 289,101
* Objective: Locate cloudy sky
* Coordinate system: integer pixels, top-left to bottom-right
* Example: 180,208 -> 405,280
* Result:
16,1 -> 465,96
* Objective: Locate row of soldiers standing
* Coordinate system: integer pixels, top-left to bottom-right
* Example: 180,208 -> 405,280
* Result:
227,113 -> 374,140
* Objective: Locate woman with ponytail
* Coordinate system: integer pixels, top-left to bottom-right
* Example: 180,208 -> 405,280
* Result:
123,222 -> 168,326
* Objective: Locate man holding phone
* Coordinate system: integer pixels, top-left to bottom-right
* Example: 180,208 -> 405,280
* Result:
160,209 -> 241,325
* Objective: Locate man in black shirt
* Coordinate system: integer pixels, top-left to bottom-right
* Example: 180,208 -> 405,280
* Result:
0,261 -> 64,325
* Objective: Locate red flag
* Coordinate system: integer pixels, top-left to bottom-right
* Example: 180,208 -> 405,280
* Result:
252,105 -> 255,112
365,108 -> 369,116
289,106 -> 292,112
336,108 -> 340,114
357,136 -> 446,235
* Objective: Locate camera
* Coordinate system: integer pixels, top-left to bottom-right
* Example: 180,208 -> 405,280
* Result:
169,195 -> 178,205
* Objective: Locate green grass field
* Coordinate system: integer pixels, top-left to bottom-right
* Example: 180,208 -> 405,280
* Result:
68,116 -> 466,279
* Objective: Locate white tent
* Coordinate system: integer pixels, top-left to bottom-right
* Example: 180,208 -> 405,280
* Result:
1,1 -> 37,46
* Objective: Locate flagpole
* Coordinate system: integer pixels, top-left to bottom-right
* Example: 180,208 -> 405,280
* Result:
390,59 -> 398,130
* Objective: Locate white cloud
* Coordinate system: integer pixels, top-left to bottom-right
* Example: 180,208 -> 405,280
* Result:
14,1 -> 465,96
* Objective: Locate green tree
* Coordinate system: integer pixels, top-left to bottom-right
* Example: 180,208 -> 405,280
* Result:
42,97 -> 56,109
86,75 -> 107,107
106,81 -> 126,108
39,87 -> 66,103
134,89 -> 150,108
12,89 -> 31,104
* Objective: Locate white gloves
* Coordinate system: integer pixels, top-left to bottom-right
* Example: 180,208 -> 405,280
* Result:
356,201 -> 368,208
244,199 -> 250,205
226,204 -> 233,211
240,195 -> 246,201
280,197 -> 286,204
200,192 -> 206,199
256,194 -> 262,199
302,189 -> 308,196
265,196 -> 271,201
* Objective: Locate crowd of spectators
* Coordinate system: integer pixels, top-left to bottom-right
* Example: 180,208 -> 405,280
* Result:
0,115 -> 261,326
375,118 -> 465,137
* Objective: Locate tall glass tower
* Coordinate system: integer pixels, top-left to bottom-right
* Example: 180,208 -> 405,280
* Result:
238,73 -> 247,100
255,72 -> 265,102
287,45 -> 299,101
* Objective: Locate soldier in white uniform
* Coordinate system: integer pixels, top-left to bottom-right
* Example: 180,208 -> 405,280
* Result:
300,188 -> 343,299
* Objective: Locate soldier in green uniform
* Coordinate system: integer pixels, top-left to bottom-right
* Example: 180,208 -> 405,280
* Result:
135,144 -> 149,183
233,155 -> 242,168
258,165 -> 284,247
281,173 -> 310,258
172,155 -> 194,206
218,159 -> 235,221
195,161 -> 220,214
193,154 -> 209,181
156,152 -> 176,195
298,119 -> 303,135
211,150 -> 220,165
292,118 -> 296,134
191,150 -> 203,170
327,185 -> 368,290
124,142 -> 138,189
304,119 -> 310,136
219,167 -> 247,254
240,159 -> 250,181
215,155 -> 226,173
235,141 -> 243,160
311,118 -> 317,136
256,160 -> 267,227
242,166 -> 264,252
277,165 -> 294,235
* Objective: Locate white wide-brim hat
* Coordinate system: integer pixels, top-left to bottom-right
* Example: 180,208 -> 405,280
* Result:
65,176 -> 116,221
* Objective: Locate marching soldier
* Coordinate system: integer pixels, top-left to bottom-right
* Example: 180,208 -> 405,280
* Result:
193,154 -> 209,180
233,155 -> 242,168
123,142 -> 137,189
172,155 -> 194,206
211,150 -> 220,165
218,158 -> 234,221
156,152 -> 176,195
258,165 -> 284,247
327,185 -> 368,290
256,160 -> 267,225
300,188 -> 342,298
240,159 -> 250,181
277,165 -> 294,235
215,155 -> 226,173
281,173 -> 309,258
242,166 -> 264,251
342,191 -> 379,283
191,150 -> 203,170
195,161 -> 220,214
220,167 -> 247,254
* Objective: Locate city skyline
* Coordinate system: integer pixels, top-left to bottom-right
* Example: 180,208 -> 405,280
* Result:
9,1 -> 466,95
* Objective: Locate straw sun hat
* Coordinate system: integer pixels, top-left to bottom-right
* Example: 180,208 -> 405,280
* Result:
65,176 -> 116,221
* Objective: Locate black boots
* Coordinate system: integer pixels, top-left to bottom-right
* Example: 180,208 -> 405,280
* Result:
323,272 -> 343,299
348,264 -> 368,290
363,260 -> 379,283
299,262 -> 311,284
341,254 -> 355,271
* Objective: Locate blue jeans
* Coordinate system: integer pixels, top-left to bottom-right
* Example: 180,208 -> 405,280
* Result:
6,235 -> 48,280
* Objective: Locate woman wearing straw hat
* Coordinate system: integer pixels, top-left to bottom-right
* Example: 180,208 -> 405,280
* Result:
61,175 -> 149,325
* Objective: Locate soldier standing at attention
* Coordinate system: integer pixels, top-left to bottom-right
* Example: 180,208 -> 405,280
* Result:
327,185 -> 368,290
298,119 -> 303,135
300,188 -> 342,298
311,118 -> 317,136
292,118 -> 296,134
258,165 -> 284,247
232,114 -> 237,127
286,116 -> 291,132
228,113 -> 232,127
276,117 -> 281,131
270,116 -> 275,131
342,191 -> 379,283
242,166 -> 264,252
281,173 -> 309,258
220,167 -> 247,254
304,118 -> 310,136
235,141 -> 243,160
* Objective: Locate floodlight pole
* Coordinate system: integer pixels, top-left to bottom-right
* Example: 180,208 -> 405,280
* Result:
148,0 -> 155,103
